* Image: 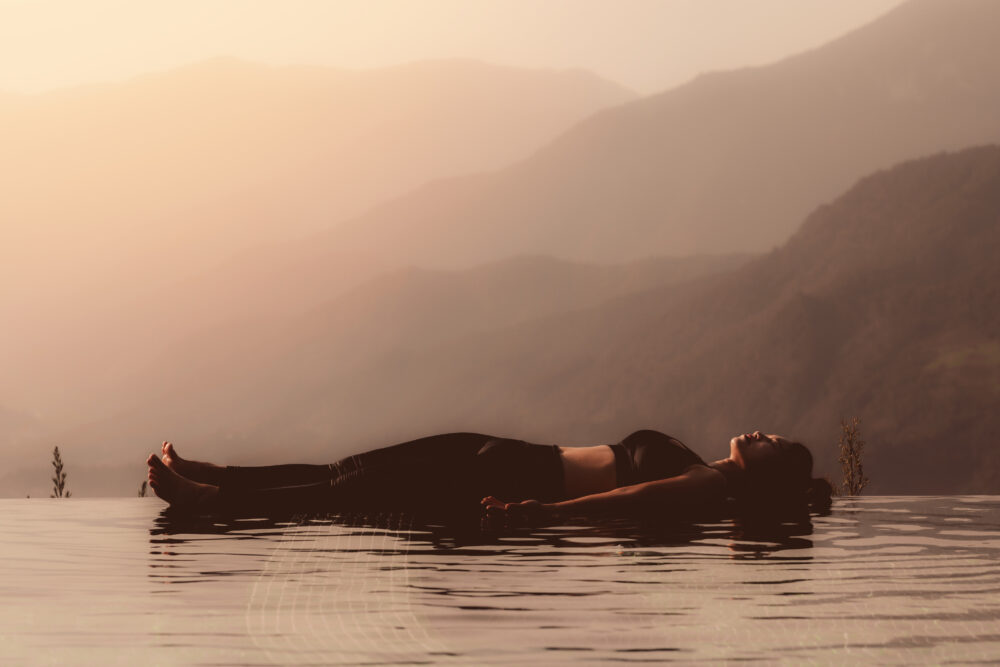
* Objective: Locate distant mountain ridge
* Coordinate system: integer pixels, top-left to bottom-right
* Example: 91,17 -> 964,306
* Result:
44,0 -> 1000,425
1,56 -> 632,287
5,2 -> 999,497
18,146 -> 1000,495
307,145 -> 997,494
97,0 -> 1000,393
305,0 -> 1000,267
0,58 -> 633,417
232,146 -> 1000,493
12,253 -> 747,475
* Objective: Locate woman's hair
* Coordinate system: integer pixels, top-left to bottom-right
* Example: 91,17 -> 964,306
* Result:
743,440 -> 833,514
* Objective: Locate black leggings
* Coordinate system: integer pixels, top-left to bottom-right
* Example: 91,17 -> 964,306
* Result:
217,433 -> 565,517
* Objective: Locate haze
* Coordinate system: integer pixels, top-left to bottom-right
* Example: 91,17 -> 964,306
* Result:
3,0 -> 998,499
1,0 -> 903,95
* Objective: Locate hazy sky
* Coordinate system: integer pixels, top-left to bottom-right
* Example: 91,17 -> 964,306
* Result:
1,0 -> 905,95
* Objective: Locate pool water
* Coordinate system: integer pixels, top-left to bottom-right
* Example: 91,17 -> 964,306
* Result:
1,496 -> 998,665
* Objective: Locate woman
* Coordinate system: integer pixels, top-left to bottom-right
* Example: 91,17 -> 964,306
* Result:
147,430 -> 831,523
146,429 -> 832,522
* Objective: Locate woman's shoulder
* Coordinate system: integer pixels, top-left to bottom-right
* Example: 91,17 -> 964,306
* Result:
646,462 -> 727,503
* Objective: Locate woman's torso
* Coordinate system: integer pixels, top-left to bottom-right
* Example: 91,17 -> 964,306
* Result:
559,444 -> 617,498
559,430 -> 706,499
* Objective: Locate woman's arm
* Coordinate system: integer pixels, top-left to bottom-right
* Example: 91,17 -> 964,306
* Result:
552,465 -> 724,517
483,465 -> 726,525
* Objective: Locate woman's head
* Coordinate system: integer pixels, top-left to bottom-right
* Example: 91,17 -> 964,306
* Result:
729,431 -> 832,512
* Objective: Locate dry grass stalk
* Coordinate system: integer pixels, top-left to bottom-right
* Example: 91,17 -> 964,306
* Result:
838,417 -> 869,496
50,446 -> 71,498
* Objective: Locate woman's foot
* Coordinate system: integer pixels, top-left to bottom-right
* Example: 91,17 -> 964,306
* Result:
147,453 -> 219,511
161,441 -> 225,486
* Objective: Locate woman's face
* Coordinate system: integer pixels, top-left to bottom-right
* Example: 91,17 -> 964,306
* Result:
729,431 -> 793,471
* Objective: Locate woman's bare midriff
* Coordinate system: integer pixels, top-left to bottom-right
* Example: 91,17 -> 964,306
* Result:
558,445 -> 617,499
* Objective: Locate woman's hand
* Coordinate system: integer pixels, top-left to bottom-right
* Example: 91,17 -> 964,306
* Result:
481,496 -> 556,528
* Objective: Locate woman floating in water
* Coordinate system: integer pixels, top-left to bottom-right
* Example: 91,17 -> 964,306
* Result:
146,429 -> 832,523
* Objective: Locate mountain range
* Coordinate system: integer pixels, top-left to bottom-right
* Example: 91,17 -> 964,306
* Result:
0,59 -> 632,418
3,0 -> 998,497
305,0 -> 1000,267
11,146 -> 998,496
223,146 -> 1000,494
57,0 -> 1000,413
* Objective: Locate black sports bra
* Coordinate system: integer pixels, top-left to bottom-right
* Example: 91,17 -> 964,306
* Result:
609,429 -> 706,487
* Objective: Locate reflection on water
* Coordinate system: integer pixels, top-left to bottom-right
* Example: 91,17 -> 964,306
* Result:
1,496 -> 999,664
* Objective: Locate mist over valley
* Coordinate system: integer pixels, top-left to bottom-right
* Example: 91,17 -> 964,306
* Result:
3,0 -> 998,498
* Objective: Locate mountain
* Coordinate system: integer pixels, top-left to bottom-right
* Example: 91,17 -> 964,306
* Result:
1,57 -> 632,283
0,405 -> 40,448
304,145 -> 996,494
7,2 -> 1000,496
30,146 -> 1000,496
64,0 -> 1000,428
0,59 -> 633,416
11,252 -> 746,481
0,406 -> 46,498
108,146 -> 1000,494
306,0 -> 1000,267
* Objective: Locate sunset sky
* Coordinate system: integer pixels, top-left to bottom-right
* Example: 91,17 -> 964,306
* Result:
1,0 -> 904,95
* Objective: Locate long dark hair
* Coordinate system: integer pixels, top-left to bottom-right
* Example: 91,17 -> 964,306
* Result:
742,440 -> 832,514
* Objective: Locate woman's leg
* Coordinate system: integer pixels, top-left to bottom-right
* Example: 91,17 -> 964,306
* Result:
162,442 -> 331,488
218,433 -> 495,516
156,433 -> 566,516
217,433 -> 493,490
222,463 -> 337,490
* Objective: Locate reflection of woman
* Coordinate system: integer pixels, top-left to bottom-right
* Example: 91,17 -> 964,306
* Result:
146,429 -> 832,522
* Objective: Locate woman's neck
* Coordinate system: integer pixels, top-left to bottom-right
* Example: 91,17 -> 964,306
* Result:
708,458 -> 745,496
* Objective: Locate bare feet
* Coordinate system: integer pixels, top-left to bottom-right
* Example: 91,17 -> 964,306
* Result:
161,441 -> 225,486
147,453 -> 219,511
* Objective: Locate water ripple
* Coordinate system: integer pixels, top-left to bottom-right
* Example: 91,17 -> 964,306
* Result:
1,497 -> 999,664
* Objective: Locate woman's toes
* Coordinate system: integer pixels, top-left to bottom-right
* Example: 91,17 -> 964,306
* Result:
148,455 -> 169,472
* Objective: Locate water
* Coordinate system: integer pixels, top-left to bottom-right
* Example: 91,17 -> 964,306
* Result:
1,496 -> 998,665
